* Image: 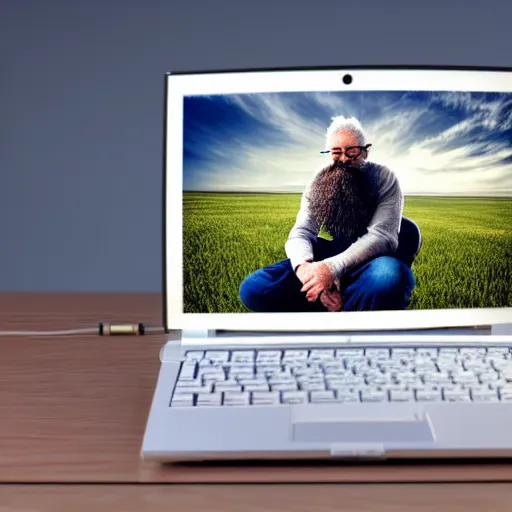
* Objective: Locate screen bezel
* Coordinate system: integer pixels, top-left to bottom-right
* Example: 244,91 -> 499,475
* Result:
163,65 -> 512,333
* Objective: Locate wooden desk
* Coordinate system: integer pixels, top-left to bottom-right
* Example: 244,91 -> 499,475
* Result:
1,293 -> 512,511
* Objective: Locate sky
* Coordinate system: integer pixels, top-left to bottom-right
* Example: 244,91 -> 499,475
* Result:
182,90 -> 512,196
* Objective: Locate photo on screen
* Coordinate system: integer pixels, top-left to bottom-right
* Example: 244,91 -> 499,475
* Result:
182,90 -> 512,315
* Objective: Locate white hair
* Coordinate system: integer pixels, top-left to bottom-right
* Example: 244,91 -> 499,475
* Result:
325,115 -> 367,149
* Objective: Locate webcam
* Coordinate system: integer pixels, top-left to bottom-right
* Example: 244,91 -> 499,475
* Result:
342,74 -> 353,85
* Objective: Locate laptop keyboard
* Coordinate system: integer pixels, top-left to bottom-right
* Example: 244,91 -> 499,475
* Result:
170,346 -> 512,407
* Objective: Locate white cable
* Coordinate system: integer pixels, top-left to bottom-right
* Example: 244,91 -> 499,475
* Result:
0,328 -> 98,336
0,325 -> 165,336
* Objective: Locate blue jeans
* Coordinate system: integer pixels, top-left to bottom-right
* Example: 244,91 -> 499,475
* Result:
239,237 -> 416,312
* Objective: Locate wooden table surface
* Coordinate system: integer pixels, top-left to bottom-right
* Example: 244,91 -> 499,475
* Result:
1,292 -> 512,510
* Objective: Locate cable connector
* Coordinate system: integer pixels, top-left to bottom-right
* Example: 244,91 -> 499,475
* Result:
98,322 -> 146,336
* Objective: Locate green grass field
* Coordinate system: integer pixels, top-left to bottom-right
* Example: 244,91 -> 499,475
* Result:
183,192 -> 512,313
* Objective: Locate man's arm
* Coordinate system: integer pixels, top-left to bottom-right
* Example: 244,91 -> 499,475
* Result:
285,180 -> 322,272
321,166 -> 403,281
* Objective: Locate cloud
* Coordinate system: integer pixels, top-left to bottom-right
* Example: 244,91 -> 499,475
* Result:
183,90 -> 512,196
226,93 -> 328,149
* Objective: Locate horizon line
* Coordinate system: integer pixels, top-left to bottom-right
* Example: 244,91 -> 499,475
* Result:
182,190 -> 512,198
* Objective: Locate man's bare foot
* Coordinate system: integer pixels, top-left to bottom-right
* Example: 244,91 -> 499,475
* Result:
320,288 -> 343,312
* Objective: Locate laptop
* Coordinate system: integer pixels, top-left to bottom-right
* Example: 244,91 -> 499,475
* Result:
141,66 -> 512,462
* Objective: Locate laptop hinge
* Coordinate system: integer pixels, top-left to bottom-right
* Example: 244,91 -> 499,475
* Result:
182,329 -> 217,340
492,323 -> 512,336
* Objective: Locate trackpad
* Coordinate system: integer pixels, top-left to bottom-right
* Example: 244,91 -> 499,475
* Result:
292,406 -> 435,443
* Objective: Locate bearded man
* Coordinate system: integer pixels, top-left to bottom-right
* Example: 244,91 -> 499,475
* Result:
239,115 -> 416,313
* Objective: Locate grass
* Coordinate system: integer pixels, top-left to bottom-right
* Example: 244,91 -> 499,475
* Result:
182,192 -> 512,313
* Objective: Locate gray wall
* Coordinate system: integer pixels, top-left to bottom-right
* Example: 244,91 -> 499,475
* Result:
1,0 -> 510,291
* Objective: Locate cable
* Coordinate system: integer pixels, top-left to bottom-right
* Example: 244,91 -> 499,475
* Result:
0,323 -> 166,337
0,328 -> 98,336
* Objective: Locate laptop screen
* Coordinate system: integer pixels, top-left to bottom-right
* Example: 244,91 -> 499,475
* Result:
164,68 -> 512,332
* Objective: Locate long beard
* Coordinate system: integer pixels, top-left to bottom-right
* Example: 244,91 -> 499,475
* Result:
308,161 -> 373,240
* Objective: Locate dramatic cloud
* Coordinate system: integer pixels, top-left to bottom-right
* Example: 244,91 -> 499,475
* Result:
182,90 -> 512,196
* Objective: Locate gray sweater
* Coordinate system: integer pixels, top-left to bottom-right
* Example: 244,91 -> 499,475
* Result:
285,161 -> 404,282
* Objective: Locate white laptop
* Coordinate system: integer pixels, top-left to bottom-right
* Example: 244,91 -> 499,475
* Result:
142,66 -> 512,462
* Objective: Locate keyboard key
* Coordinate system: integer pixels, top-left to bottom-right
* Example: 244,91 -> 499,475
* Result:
223,391 -> 250,406
214,380 -> 241,392
196,393 -> 222,407
479,371 -> 500,383
231,350 -> 255,363
365,374 -> 391,386
282,391 -> 308,404
361,389 -> 388,402
416,388 -> 442,402
488,347 -> 510,353
451,371 -> 479,386
239,377 -> 267,386
423,372 -> 452,386
268,371 -> 293,383
417,348 -> 438,358
198,367 -> 226,382
175,380 -> 212,394
443,388 -> 471,402
296,371 -> 324,382
392,348 -> 417,358
395,373 -> 421,386
205,351 -> 230,364
198,361 -> 220,372
309,349 -> 335,361
310,390 -> 336,403
460,348 -> 486,357
176,385 -> 212,395
336,348 -> 364,358
229,367 -> 254,379
257,351 -> 282,363
415,359 -> 437,370
283,350 -> 308,362
323,361 -> 345,372
390,389 -> 414,402
300,380 -> 326,391
499,386 -> 512,401
179,362 -> 197,381
365,348 -> 390,360
244,382 -> 270,392
337,372 -> 366,382
352,361 -> 371,372
336,390 -> 360,402
492,360 -> 510,371
436,360 -> 459,372
171,392 -> 195,406
325,379 -> 346,390
251,391 -> 280,405
185,351 -> 204,362
472,389 -> 499,402
271,382 -> 297,392
256,367 -> 281,379
176,378 -> 202,389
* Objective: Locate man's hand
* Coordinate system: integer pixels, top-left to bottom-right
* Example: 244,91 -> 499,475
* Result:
295,261 -> 314,284
300,262 -> 335,302
320,288 -> 343,312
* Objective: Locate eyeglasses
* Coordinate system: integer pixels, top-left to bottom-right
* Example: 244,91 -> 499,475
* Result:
320,144 -> 372,159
